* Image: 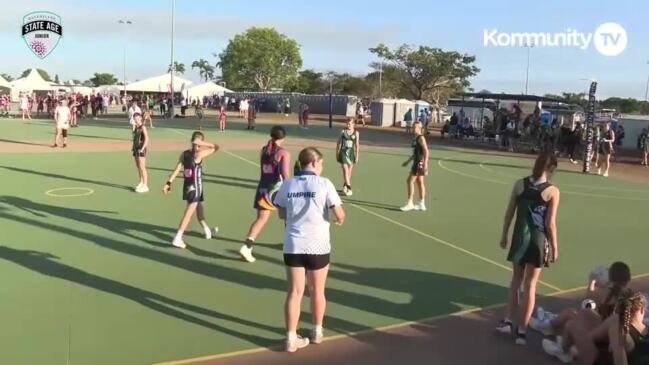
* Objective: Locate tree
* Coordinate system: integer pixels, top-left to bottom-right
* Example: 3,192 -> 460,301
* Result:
1,73 -> 14,82
72,79 -> 81,85
82,80 -> 94,87
330,73 -> 373,96
54,74 -> 60,84
20,68 -> 51,81
168,62 -> 185,75
284,69 -> 327,94
218,27 -> 302,90
191,59 -> 215,82
369,44 -> 479,105
89,73 -> 118,86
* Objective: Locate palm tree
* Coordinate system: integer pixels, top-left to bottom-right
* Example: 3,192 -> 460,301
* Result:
192,59 -> 216,82
168,62 -> 186,75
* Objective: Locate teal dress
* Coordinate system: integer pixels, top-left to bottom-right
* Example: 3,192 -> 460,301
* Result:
338,130 -> 357,165
508,177 -> 552,268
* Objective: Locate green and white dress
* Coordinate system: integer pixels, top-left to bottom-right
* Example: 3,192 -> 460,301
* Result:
338,130 -> 357,165
507,177 -> 553,268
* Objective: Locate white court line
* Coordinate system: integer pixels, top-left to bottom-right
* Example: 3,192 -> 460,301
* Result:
479,160 -> 649,194
438,158 -> 649,201
169,128 -> 187,137
348,203 -> 562,292
223,149 -> 562,292
45,187 -> 95,197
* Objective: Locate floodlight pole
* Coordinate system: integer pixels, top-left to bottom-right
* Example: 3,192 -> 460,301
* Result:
118,20 -> 132,105
169,0 -> 176,117
524,43 -> 534,95
379,58 -> 383,98
328,73 -> 333,129
645,61 -> 649,101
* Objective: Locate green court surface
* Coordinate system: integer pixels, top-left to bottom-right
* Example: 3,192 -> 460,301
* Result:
0,116 -> 647,364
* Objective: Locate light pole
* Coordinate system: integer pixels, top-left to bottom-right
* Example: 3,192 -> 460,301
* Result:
169,0 -> 176,117
578,78 -> 594,103
378,58 -> 383,98
644,61 -> 649,101
524,42 -> 534,94
118,19 -> 132,105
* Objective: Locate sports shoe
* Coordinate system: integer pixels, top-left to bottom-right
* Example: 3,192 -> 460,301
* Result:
239,245 -> 256,263
342,185 -> 348,196
285,336 -> 309,353
203,226 -> 218,240
530,317 -> 553,336
310,329 -> 324,345
62,144 -> 67,148
542,338 -> 572,363
570,159 -> 578,165
603,171 -> 609,177
515,331 -> 527,346
172,238 -> 187,249
416,201 -> 427,211
135,183 -> 143,191
400,201 -> 415,212
346,188 -> 353,197
495,319 -> 513,335
135,185 -> 149,193
597,168 -> 602,175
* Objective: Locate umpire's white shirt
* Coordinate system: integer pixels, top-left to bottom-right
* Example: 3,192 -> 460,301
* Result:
274,171 -> 342,255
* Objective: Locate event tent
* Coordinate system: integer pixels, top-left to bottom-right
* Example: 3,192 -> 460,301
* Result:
186,82 -> 231,100
10,68 -> 53,98
0,75 -> 10,92
125,74 -> 193,93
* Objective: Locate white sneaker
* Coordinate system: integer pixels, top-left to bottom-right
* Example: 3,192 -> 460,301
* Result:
597,168 -> 602,175
603,171 -> 609,177
346,188 -> 353,197
416,202 -> 427,211
203,226 -> 213,240
400,201 -> 415,212
139,185 -> 149,193
135,183 -> 143,191
342,185 -> 348,196
239,245 -> 256,263
542,338 -> 572,363
530,317 -> 553,336
310,329 -> 323,345
285,336 -> 309,353
172,238 -> 187,249
570,159 -> 578,165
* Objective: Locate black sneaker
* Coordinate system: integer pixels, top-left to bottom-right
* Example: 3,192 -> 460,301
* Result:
515,330 -> 527,346
495,319 -> 513,335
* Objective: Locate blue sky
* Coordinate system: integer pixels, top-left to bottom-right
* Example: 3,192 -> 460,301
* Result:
1,0 -> 648,98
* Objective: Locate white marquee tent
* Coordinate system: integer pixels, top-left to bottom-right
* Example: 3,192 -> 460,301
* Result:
0,75 -> 11,91
10,68 -> 54,98
186,82 -> 231,100
125,74 -> 193,93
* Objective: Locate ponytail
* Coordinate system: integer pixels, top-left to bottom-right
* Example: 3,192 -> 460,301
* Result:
532,152 -> 558,179
294,147 -> 323,173
615,289 -> 646,345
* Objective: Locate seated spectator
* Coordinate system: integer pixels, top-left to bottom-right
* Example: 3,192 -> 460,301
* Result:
538,262 -> 631,363
608,289 -> 649,365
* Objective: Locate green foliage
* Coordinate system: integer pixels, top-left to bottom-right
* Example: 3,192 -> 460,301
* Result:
89,73 -> 118,87
218,27 -> 302,90
0,73 -> 13,82
168,62 -> 186,75
20,68 -> 51,81
369,44 -> 479,105
191,59 -> 214,82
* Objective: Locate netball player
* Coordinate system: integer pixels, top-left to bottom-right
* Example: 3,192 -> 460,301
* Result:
336,118 -> 360,196
162,131 -> 219,248
132,113 -> 149,193
597,122 -> 615,177
400,121 -> 429,211
273,147 -> 345,352
240,126 -> 291,263
496,153 -> 560,345
53,99 -> 71,148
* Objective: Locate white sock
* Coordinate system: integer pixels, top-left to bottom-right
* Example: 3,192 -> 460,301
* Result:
287,331 -> 297,341
174,231 -> 184,242
314,325 -> 323,335
200,220 -> 209,230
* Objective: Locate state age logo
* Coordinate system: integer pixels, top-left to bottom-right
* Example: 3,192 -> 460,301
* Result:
22,11 -> 63,59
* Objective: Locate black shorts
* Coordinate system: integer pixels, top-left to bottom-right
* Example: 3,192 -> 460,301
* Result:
61,129 -> 68,138
599,143 -> 611,155
132,148 -> 147,157
284,254 -> 330,271
411,160 -> 425,176
183,187 -> 204,203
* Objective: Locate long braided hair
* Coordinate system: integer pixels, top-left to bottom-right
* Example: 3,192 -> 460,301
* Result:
603,262 -> 631,308
615,289 -> 647,345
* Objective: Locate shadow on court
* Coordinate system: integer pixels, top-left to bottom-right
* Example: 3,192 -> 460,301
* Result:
0,138 -> 52,147
0,166 -> 133,191
0,245 -> 275,347
0,196 -> 513,349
